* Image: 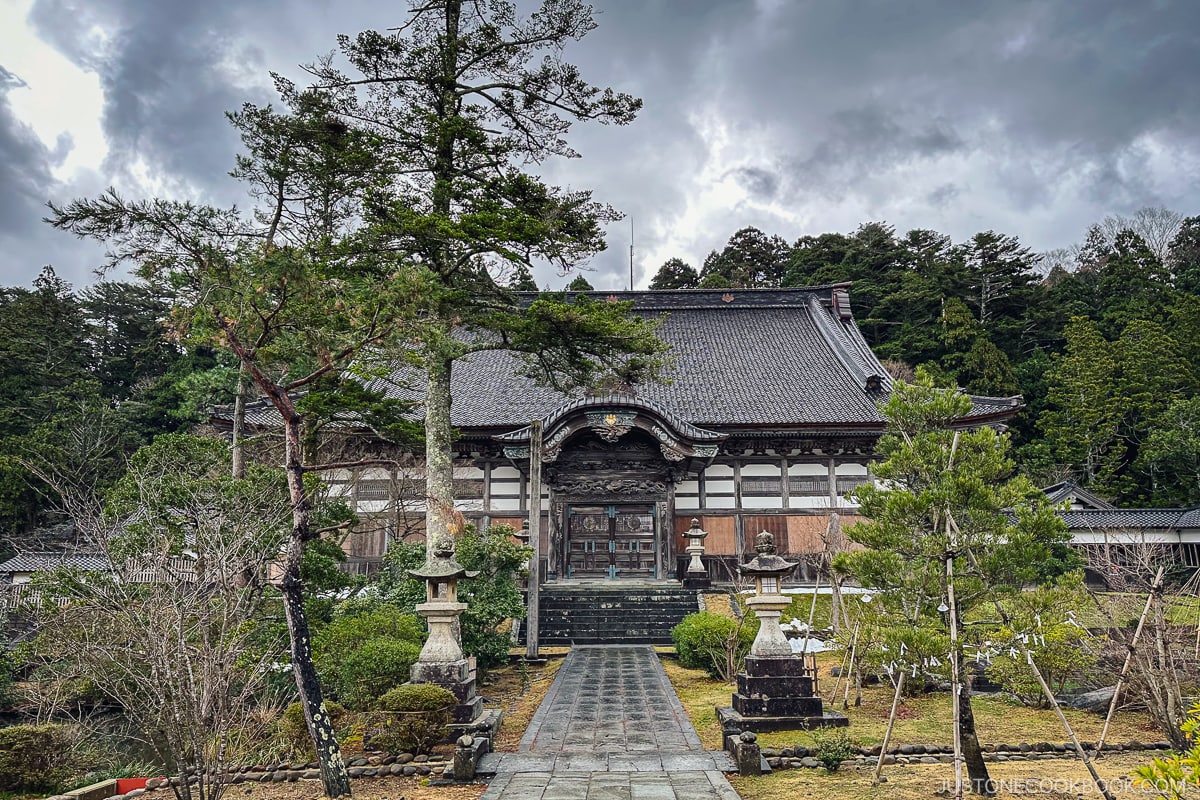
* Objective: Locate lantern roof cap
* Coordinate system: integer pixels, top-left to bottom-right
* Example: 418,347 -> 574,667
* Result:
408,535 -> 479,581
738,531 -> 797,577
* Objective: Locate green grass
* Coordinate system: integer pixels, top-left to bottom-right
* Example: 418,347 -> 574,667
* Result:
661,651 -> 1162,754
730,751 -> 1153,800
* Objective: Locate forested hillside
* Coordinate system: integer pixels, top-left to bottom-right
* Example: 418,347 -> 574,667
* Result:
0,267 -> 237,550
647,207 -> 1200,508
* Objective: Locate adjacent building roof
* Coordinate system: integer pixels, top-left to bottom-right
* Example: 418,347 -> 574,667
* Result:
1060,509 -> 1200,530
1044,480 -> 1117,511
232,286 -> 1022,435
0,552 -> 108,574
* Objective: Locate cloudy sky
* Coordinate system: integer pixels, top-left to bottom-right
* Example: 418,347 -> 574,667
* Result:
2,0 -> 1199,291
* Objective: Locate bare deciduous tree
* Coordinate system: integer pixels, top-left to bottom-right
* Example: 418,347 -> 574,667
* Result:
25,436 -> 291,800
1084,537 -> 1200,749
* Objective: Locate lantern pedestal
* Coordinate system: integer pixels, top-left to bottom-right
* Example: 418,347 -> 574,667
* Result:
745,593 -> 791,657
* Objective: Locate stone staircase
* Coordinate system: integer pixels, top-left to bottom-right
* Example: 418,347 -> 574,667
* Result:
536,583 -> 701,645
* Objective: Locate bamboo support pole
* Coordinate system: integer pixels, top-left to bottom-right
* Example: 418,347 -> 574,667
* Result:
873,670 -> 907,784
796,569 -> 822,663
1021,639 -> 1117,800
842,620 -> 861,710
1095,566 -> 1164,757
826,642 -> 851,704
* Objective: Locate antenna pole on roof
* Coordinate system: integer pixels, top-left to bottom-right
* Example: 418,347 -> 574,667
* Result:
630,217 -> 634,291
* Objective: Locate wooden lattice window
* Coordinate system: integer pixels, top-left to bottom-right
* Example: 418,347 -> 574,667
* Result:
788,476 -> 829,496
356,480 -> 393,501
742,478 -> 783,496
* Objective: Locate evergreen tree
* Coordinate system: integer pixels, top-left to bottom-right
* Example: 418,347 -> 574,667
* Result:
306,0 -> 667,558
1097,230 -> 1173,337
51,92 -> 410,797
79,281 -> 178,401
698,226 -> 790,287
836,374 -> 1071,795
1039,318 -> 1121,490
956,230 -> 1039,356
648,257 -> 698,290
1110,319 -> 1195,500
1167,215 -> 1200,295
566,274 -> 595,291
507,263 -> 539,292
1137,397 -> 1200,507
958,337 -> 1018,396
0,267 -> 90,440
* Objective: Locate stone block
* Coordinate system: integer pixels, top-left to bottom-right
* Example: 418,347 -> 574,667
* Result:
732,693 -> 825,717
736,673 -> 814,698
410,659 -> 472,684
452,695 -> 483,724
743,656 -> 811,677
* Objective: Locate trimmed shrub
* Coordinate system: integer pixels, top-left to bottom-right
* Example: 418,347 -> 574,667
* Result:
672,611 -> 757,680
370,684 -> 456,755
336,637 -> 422,709
811,727 -> 856,773
313,606 -> 425,676
0,723 -> 75,792
276,700 -> 348,758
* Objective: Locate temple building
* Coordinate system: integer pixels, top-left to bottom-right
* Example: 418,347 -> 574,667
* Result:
236,286 -> 1022,585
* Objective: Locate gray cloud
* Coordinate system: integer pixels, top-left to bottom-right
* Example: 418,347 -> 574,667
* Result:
4,0 -> 1200,290
728,166 -> 780,200
0,64 -> 58,236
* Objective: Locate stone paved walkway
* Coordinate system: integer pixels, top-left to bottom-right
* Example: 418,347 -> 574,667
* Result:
478,645 -> 740,800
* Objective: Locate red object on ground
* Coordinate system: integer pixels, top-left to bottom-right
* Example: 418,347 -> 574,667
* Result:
117,778 -> 153,793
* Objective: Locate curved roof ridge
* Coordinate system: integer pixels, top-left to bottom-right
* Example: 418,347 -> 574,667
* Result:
494,393 -> 726,443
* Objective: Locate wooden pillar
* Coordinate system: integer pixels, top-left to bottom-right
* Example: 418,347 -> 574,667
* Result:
525,421 -> 542,659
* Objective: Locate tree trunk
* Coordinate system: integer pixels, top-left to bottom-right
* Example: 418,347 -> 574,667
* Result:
425,355 -> 457,544
957,663 -> 993,796
1151,591 -> 1187,749
279,406 -> 351,798
232,362 -> 247,479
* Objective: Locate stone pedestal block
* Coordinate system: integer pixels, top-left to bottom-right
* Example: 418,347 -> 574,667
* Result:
410,657 -> 482,725
717,654 -> 848,733
743,655 -> 810,676
737,672 -> 814,697
732,693 -> 824,717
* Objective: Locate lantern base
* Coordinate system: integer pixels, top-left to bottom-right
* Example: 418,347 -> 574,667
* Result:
716,705 -> 849,734
410,656 -> 484,725
717,654 -> 847,733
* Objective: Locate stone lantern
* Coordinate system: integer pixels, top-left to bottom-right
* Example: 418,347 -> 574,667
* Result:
682,518 -> 710,589
716,530 -> 847,733
407,535 -> 485,725
738,531 -> 796,657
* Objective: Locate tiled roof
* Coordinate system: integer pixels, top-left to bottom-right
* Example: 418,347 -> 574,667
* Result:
234,287 -> 1023,433
1061,509 -> 1197,529
1043,480 -> 1117,510
0,552 -> 108,573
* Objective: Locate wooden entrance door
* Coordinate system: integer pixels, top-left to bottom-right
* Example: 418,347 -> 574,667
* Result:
566,504 -> 657,579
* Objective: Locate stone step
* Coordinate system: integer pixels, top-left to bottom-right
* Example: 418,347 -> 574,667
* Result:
532,586 -> 700,645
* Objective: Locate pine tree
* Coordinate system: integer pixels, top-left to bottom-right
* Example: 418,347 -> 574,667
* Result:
836,373 -> 1071,796
648,257 -> 698,290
